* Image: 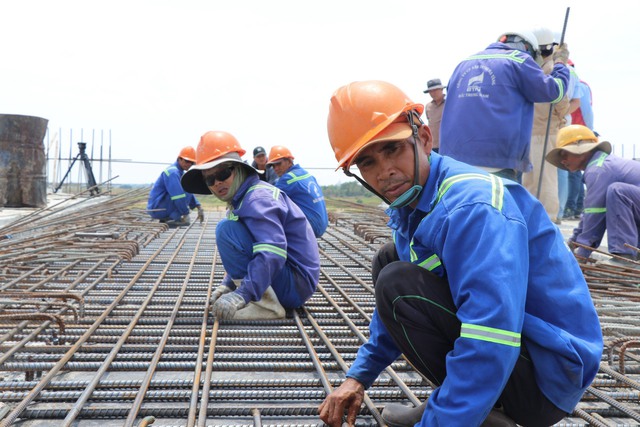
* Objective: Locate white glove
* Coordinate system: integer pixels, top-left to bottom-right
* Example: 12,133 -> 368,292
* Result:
210,285 -> 233,306
212,292 -> 247,319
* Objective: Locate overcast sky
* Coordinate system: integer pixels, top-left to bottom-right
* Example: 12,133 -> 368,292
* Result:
2,0 -> 638,187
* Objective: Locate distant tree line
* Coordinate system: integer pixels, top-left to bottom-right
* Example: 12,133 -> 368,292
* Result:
321,181 -> 372,198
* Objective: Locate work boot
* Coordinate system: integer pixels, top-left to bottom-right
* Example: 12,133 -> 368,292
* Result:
234,286 -> 286,320
165,218 -> 190,228
382,400 -> 516,427
381,400 -> 427,427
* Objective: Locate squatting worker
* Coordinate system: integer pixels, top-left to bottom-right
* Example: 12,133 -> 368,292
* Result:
318,80 -> 603,427
147,146 -> 204,227
267,145 -> 329,237
181,131 -> 320,320
546,125 -> 640,267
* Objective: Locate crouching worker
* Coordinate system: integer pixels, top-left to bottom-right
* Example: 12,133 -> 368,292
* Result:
546,125 -> 640,267
318,81 -> 603,427
181,130 -> 320,320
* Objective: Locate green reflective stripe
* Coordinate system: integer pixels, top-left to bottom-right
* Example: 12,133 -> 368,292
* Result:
464,50 -> 526,64
253,243 -> 287,259
286,172 -> 311,184
490,174 -> 504,211
437,174 -> 503,210
588,152 -> 608,167
437,173 -> 488,203
239,184 -> 281,209
550,78 -> 564,104
227,212 -> 239,221
170,194 -> 186,201
163,166 -> 178,176
584,207 -> 606,214
409,238 -> 417,262
460,323 -> 520,347
418,254 -> 442,271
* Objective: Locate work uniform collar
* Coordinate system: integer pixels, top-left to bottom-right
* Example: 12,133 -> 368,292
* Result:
386,152 -> 443,229
230,174 -> 262,208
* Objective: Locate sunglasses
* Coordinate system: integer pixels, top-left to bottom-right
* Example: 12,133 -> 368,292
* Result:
204,166 -> 234,186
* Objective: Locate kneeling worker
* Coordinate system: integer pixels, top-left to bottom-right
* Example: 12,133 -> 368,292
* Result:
181,131 -> 320,320
268,145 -> 328,237
147,146 -> 204,227
318,80 -> 602,427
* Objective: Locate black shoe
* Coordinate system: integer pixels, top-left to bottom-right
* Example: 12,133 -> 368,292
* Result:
381,401 -> 427,427
382,401 -> 516,427
165,219 -> 190,228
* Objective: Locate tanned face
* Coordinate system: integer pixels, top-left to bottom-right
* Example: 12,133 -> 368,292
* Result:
559,150 -> 591,172
353,124 -> 432,208
270,158 -> 292,177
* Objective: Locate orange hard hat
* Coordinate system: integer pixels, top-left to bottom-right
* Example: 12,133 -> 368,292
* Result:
178,146 -> 196,162
195,131 -> 246,166
267,145 -> 294,164
327,80 -> 424,170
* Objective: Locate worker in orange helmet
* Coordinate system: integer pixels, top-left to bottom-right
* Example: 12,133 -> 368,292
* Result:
267,145 -> 328,237
318,80 -> 602,427
181,131 -> 320,320
147,146 -> 203,227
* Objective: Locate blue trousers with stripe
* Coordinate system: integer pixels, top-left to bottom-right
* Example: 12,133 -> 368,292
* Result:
215,219 -> 304,308
373,242 -> 565,426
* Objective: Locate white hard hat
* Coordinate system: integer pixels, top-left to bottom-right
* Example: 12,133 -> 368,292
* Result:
498,30 -> 539,52
532,27 -> 554,50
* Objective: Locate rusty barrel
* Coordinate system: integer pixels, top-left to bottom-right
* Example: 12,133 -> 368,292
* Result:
0,114 -> 49,208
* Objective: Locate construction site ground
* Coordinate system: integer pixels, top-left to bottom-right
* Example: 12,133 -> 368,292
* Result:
0,190 -> 639,427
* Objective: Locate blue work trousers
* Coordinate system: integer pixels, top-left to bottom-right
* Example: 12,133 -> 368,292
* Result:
215,219 -> 305,308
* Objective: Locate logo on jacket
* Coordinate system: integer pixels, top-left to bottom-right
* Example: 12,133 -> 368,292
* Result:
466,72 -> 485,92
455,64 -> 496,99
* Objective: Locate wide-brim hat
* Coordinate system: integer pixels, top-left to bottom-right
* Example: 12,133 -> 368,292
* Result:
181,152 -> 262,195
423,78 -> 445,93
545,140 -> 612,170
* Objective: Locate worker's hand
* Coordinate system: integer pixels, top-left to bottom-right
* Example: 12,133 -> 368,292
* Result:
180,214 -> 191,224
318,378 -> 365,427
196,206 -> 205,223
553,43 -> 570,65
210,285 -> 233,306
211,292 -> 246,319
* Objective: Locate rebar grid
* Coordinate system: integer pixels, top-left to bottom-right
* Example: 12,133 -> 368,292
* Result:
0,196 -> 639,426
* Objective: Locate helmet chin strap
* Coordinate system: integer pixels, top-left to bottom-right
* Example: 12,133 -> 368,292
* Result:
345,111 -> 424,210
388,112 -> 423,209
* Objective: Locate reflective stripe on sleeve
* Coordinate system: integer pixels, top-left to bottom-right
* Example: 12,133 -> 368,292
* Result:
253,243 -> 287,259
460,323 -> 521,347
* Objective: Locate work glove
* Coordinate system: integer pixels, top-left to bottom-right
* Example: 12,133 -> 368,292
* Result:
210,284 -> 233,306
196,206 -> 204,223
552,43 -> 570,65
180,214 -> 191,225
211,292 -> 246,319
